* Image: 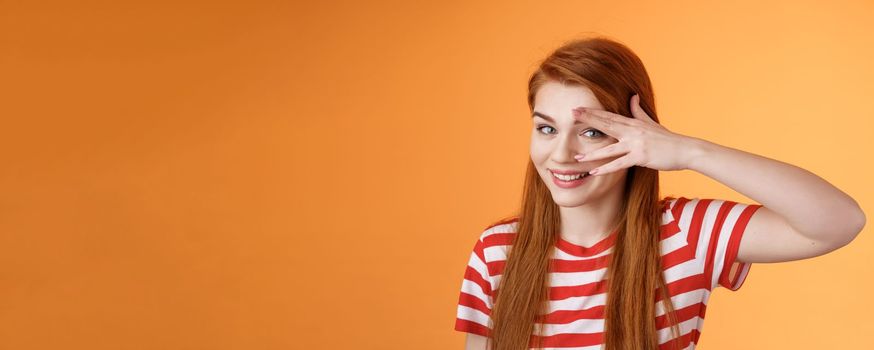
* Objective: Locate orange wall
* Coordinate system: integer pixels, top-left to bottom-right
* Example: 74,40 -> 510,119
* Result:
1,0 -> 872,349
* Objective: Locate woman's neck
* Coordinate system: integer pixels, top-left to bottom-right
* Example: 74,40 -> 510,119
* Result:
557,189 -> 624,247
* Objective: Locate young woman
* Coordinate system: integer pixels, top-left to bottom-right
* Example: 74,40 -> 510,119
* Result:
453,36 -> 866,350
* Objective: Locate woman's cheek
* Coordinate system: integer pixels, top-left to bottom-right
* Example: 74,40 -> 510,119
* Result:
529,141 -> 549,160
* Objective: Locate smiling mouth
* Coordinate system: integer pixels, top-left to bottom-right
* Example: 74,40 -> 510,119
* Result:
550,170 -> 591,181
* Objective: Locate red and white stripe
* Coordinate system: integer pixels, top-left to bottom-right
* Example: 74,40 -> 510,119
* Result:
454,196 -> 763,349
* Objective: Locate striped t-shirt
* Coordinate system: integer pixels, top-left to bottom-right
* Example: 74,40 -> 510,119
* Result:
454,196 -> 763,350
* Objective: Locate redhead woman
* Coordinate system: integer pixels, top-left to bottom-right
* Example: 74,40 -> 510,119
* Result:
453,36 -> 865,350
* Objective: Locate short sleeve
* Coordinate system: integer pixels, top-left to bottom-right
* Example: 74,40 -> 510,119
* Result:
454,235 -> 495,337
678,196 -> 763,291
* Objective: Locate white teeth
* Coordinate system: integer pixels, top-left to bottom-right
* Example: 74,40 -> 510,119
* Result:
552,171 -> 587,181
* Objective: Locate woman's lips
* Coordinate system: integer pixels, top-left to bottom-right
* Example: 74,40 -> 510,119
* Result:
550,170 -> 591,189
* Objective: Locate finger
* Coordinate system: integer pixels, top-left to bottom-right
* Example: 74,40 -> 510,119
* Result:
574,142 -> 629,162
629,94 -> 655,123
588,154 -> 636,176
571,107 -> 631,138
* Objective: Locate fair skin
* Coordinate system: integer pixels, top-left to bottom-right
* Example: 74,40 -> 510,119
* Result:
568,87 -> 865,263
464,80 -> 866,349
464,334 -> 488,350
529,81 -> 629,246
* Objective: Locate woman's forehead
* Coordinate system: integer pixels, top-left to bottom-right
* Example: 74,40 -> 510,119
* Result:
533,82 -> 604,123
535,82 -> 602,109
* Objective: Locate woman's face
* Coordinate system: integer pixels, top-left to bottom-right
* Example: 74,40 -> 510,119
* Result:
530,81 -> 628,207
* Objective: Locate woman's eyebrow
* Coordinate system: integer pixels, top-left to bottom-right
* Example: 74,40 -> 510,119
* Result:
532,111 -> 585,125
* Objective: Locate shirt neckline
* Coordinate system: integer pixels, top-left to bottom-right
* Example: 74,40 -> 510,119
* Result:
539,197 -> 676,258
555,228 -> 618,257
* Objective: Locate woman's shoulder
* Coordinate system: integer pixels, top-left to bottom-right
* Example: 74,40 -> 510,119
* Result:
483,215 -> 520,231
476,215 -> 520,245
660,195 -> 697,212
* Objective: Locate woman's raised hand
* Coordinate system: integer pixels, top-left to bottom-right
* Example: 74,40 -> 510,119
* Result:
572,94 -> 701,176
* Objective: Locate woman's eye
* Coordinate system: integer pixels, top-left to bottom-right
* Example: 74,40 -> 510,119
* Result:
535,125 -> 556,134
536,124 -> 604,138
581,129 -> 605,138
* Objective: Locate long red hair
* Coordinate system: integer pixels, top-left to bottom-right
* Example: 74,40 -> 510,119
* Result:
487,35 -> 682,350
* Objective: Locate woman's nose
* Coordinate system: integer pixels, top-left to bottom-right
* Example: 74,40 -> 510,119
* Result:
553,136 -> 585,162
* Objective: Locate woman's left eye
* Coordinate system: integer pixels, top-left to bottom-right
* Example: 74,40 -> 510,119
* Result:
581,129 -> 605,138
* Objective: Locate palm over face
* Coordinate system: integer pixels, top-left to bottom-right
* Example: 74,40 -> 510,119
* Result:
572,94 -> 696,175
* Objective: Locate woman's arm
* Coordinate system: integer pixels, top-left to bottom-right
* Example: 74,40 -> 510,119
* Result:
683,136 -> 866,263
570,95 -> 865,264
465,333 -> 489,350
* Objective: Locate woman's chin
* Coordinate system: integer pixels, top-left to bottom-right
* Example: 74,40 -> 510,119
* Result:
550,193 -> 592,207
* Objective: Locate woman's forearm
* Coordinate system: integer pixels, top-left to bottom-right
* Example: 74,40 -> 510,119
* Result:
682,136 -> 866,244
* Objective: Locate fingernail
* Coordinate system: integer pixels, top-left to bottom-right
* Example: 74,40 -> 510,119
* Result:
589,168 -> 599,175
574,154 -> 585,160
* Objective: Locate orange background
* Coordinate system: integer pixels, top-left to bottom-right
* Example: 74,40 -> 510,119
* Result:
1,0 -> 872,349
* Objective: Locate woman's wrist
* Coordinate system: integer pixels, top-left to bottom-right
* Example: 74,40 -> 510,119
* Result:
679,135 -> 713,172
